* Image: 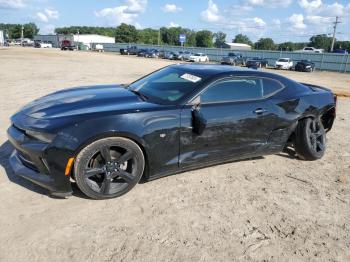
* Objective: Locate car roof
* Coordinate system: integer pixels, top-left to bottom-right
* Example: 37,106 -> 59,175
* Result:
170,64 -> 268,77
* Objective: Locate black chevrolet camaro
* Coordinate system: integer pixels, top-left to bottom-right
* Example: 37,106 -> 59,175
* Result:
7,64 -> 336,199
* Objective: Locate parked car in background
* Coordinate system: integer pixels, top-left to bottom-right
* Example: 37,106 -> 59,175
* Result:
295,60 -> 316,72
22,39 -> 34,47
172,51 -> 185,60
144,49 -> 159,58
120,46 -> 138,55
7,64 -> 336,199
164,51 -> 175,60
34,41 -> 52,48
189,53 -> 209,62
137,49 -> 148,57
61,40 -> 76,51
182,51 -> 193,61
221,52 -> 245,66
93,44 -> 104,52
333,49 -> 348,54
296,47 -> 323,53
275,58 -> 293,70
245,57 -> 268,68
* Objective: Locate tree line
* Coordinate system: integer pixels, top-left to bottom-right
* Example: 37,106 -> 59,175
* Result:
0,23 -> 39,39
56,24 -> 350,52
1,22 -> 349,52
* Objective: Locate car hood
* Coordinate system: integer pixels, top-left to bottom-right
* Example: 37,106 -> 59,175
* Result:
19,85 -> 147,119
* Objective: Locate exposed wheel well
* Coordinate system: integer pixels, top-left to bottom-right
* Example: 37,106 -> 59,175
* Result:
321,107 -> 336,132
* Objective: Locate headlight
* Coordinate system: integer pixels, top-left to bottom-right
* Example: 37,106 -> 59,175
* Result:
26,130 -> 56,143
306,65 -> 311,68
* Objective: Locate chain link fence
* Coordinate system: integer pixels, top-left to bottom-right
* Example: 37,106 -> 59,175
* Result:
97,43 -> 350,73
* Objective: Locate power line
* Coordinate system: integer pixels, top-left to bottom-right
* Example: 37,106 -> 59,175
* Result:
330,16 -> 341,52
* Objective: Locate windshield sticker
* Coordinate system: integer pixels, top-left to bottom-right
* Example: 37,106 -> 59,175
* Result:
180,73 -> 202,83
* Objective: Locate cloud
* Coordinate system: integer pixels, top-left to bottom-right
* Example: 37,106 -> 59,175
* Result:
40,24 -> 55,34
36,8 -> 59,23
124,0 -> 147,13
162,4 -> 182,13
95,0 -> 146,26
95,6 -> 138,25
245,0 -> 293,8
298,0 -> 322,10
168,21 -> 179,27
288,13 -> 307,29
306,15 -> 333,26
0,0 -> 24,9
201,0 -> 221,22
36,11 -> 48,22
299,0 -> 346,17
44,8 -> 59,19
253,17 -> 266,27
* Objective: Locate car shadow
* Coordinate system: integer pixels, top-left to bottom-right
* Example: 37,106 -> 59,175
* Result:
276,146 -> 298,159
0,140 -> 48,196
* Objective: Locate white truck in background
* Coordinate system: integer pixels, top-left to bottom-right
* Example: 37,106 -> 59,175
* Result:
296,47 -> 324,53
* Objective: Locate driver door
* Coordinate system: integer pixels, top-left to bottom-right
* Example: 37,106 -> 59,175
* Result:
179,76 -> 282,168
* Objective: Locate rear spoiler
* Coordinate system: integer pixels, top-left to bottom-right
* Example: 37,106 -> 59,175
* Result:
300,82 -> 332,93
301,82 -> 337,109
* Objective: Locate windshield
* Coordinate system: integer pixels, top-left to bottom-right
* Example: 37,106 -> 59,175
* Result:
128,67 -> 204,104
278,59 -> 289,62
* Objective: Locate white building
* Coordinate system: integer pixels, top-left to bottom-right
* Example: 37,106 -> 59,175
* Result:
224,42 -> 252,51
59,34 -> 115,49
0,30 -> 4,46
34,34 -> 115,49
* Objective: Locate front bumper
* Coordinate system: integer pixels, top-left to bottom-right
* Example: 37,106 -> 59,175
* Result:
7,125 -> 73,197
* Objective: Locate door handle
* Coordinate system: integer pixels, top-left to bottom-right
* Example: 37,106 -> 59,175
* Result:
253,108 -> 267,115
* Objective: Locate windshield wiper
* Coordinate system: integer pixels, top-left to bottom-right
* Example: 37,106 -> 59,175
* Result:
129,89 -> 148,101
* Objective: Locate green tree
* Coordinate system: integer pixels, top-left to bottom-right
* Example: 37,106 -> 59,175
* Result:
115,23 -> 139,43
334,41 -> 350,52
55,26 -> 116,37
309,34 -> 333,51
138,28 -> 159,44
23,23 -> 39,38
278,42 -> 295,51
195,30 -> 213,47
213,31 -> 227,48
0,23 -> 39,39
233,34 -> 253,46
255,38 -> 275,50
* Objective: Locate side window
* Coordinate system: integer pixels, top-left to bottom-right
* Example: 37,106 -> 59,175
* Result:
201,78 -> 263,103
262,78 -> 284,97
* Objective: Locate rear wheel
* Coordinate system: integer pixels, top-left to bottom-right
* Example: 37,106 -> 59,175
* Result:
294,118 -> 326,160
74,137 -> 145,199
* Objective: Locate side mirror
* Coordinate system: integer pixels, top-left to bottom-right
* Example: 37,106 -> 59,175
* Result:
192,107 -> 207,135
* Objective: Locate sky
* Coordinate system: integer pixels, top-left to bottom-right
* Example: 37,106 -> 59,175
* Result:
0,0 -> 350,43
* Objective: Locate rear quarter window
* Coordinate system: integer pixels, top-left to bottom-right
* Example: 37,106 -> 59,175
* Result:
262,78 -> 284,97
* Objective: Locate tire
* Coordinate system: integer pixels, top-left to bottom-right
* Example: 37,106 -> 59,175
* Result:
294,118 -> 326,160
74,137 -> 145,199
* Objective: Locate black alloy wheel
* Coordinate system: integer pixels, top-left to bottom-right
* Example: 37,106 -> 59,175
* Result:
74,137 -> 145,199
295,118 -> 326,160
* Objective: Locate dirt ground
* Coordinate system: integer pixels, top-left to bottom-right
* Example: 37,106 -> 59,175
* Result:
0,47 -> 349,262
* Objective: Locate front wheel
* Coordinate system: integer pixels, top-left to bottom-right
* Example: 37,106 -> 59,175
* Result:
294,118 -> 326,160
74,137 -> 145,199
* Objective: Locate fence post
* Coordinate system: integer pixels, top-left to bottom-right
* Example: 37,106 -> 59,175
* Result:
320,53 -> 324,71
344,55 -> 349,73
339,54 -> 346,73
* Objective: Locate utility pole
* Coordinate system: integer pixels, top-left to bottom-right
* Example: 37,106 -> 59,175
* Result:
21,25 -> 24,46
331,16 -> 341,52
